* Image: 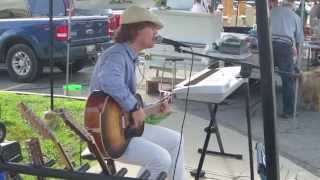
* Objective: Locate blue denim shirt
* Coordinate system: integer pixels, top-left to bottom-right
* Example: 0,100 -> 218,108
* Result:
89,43 -> 139,112
270,6 -> 304,44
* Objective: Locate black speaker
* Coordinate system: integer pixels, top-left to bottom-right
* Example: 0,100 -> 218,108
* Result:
240,64 -> 252,78
0,141 -> 22,162
0,122 -> 6,143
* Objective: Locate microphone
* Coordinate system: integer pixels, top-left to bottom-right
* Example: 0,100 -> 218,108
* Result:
155,36 -> 190,48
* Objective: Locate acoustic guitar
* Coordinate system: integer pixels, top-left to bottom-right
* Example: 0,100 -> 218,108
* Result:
84,90 -> 170,159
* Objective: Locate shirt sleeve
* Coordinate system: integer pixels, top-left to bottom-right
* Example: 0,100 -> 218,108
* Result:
294,16 -> 304,43
97,52 -> 137,112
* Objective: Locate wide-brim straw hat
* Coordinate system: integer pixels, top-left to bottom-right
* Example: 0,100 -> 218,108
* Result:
121,5 -> 163,29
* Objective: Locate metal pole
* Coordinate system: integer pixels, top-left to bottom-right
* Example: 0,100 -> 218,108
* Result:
255,0 -> 280,180
49,0 -> 54,110
235,0 -> 240,26
65,0 -> 73,96
244,80 -> 254,180
293,0 -> 305,126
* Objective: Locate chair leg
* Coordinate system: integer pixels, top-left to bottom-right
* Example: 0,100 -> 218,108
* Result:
107,159 -> 116,175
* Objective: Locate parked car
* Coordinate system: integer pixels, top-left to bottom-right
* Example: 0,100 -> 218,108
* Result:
0,0 -> 111,82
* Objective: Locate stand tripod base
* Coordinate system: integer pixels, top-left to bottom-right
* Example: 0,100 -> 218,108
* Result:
190,169 -> 205,178
198,149 -> 243,160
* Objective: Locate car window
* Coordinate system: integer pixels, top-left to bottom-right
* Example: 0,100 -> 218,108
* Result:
28,0 -> 65,17
0,0 -> 29,18
73,0 -> 155,11
166,0 -> 193,10
73,8 -> 111,16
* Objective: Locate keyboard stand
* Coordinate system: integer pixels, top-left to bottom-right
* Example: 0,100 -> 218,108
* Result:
190,103 -> 243,179
191,80 -> 255,180
173,46 -> 255,180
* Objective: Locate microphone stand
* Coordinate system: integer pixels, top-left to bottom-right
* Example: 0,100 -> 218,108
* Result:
172,45 -> 255,180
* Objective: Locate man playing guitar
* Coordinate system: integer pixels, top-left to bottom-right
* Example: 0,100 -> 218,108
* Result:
89,5 -> 187,180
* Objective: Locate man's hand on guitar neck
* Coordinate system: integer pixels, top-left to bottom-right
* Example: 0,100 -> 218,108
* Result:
131,108 -> 146,128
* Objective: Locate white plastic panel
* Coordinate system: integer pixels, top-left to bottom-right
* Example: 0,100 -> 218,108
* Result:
152,9 -> 223,45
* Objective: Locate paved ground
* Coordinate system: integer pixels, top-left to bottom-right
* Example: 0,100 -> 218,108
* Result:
175,83 -> 320,178
1,63 -> 320,179
0,67 -> 92,95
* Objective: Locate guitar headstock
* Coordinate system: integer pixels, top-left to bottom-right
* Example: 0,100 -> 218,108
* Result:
18,103 -> 52,139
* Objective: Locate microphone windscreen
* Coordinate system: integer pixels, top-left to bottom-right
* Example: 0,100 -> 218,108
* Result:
154,35 -> 163,44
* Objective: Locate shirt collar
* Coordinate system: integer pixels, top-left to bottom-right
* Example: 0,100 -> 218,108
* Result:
122,42 -> 139,62
281,2 -> 295,10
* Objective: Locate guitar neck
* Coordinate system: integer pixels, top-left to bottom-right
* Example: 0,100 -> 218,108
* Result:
142,94 -> 172,117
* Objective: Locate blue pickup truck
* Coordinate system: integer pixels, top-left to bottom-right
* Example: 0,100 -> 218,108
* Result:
0,0 -> 111,82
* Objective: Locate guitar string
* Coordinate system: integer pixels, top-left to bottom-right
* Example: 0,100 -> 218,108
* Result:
172,47 -> 194,180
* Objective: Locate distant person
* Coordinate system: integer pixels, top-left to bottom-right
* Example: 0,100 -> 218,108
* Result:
309,1 -> 320,66
213,3 -> 223,16
190,0 -> 209,13
270,0 -> 304,118
310,0 -> 320,28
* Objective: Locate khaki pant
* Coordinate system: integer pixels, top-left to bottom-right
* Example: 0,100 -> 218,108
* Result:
117,124 -> 187,180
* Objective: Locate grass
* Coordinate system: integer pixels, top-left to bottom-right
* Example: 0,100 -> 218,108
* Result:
0,92 -> 87,179
0,91 -> 166,179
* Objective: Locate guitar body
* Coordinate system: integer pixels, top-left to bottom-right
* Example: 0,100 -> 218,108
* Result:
84,91 -> 144,159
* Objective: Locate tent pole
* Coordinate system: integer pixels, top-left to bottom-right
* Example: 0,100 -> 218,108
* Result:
49,0 -> 54,110
293,0 -> 305,127
255,0 -> 280,180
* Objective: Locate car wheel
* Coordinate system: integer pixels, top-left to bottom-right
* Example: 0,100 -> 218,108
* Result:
6,44 -> 42,82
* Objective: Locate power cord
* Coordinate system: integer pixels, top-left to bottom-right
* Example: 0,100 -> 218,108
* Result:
172,47 -> 195,179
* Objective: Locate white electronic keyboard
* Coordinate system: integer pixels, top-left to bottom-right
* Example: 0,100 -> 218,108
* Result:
173,66 -> 245,103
